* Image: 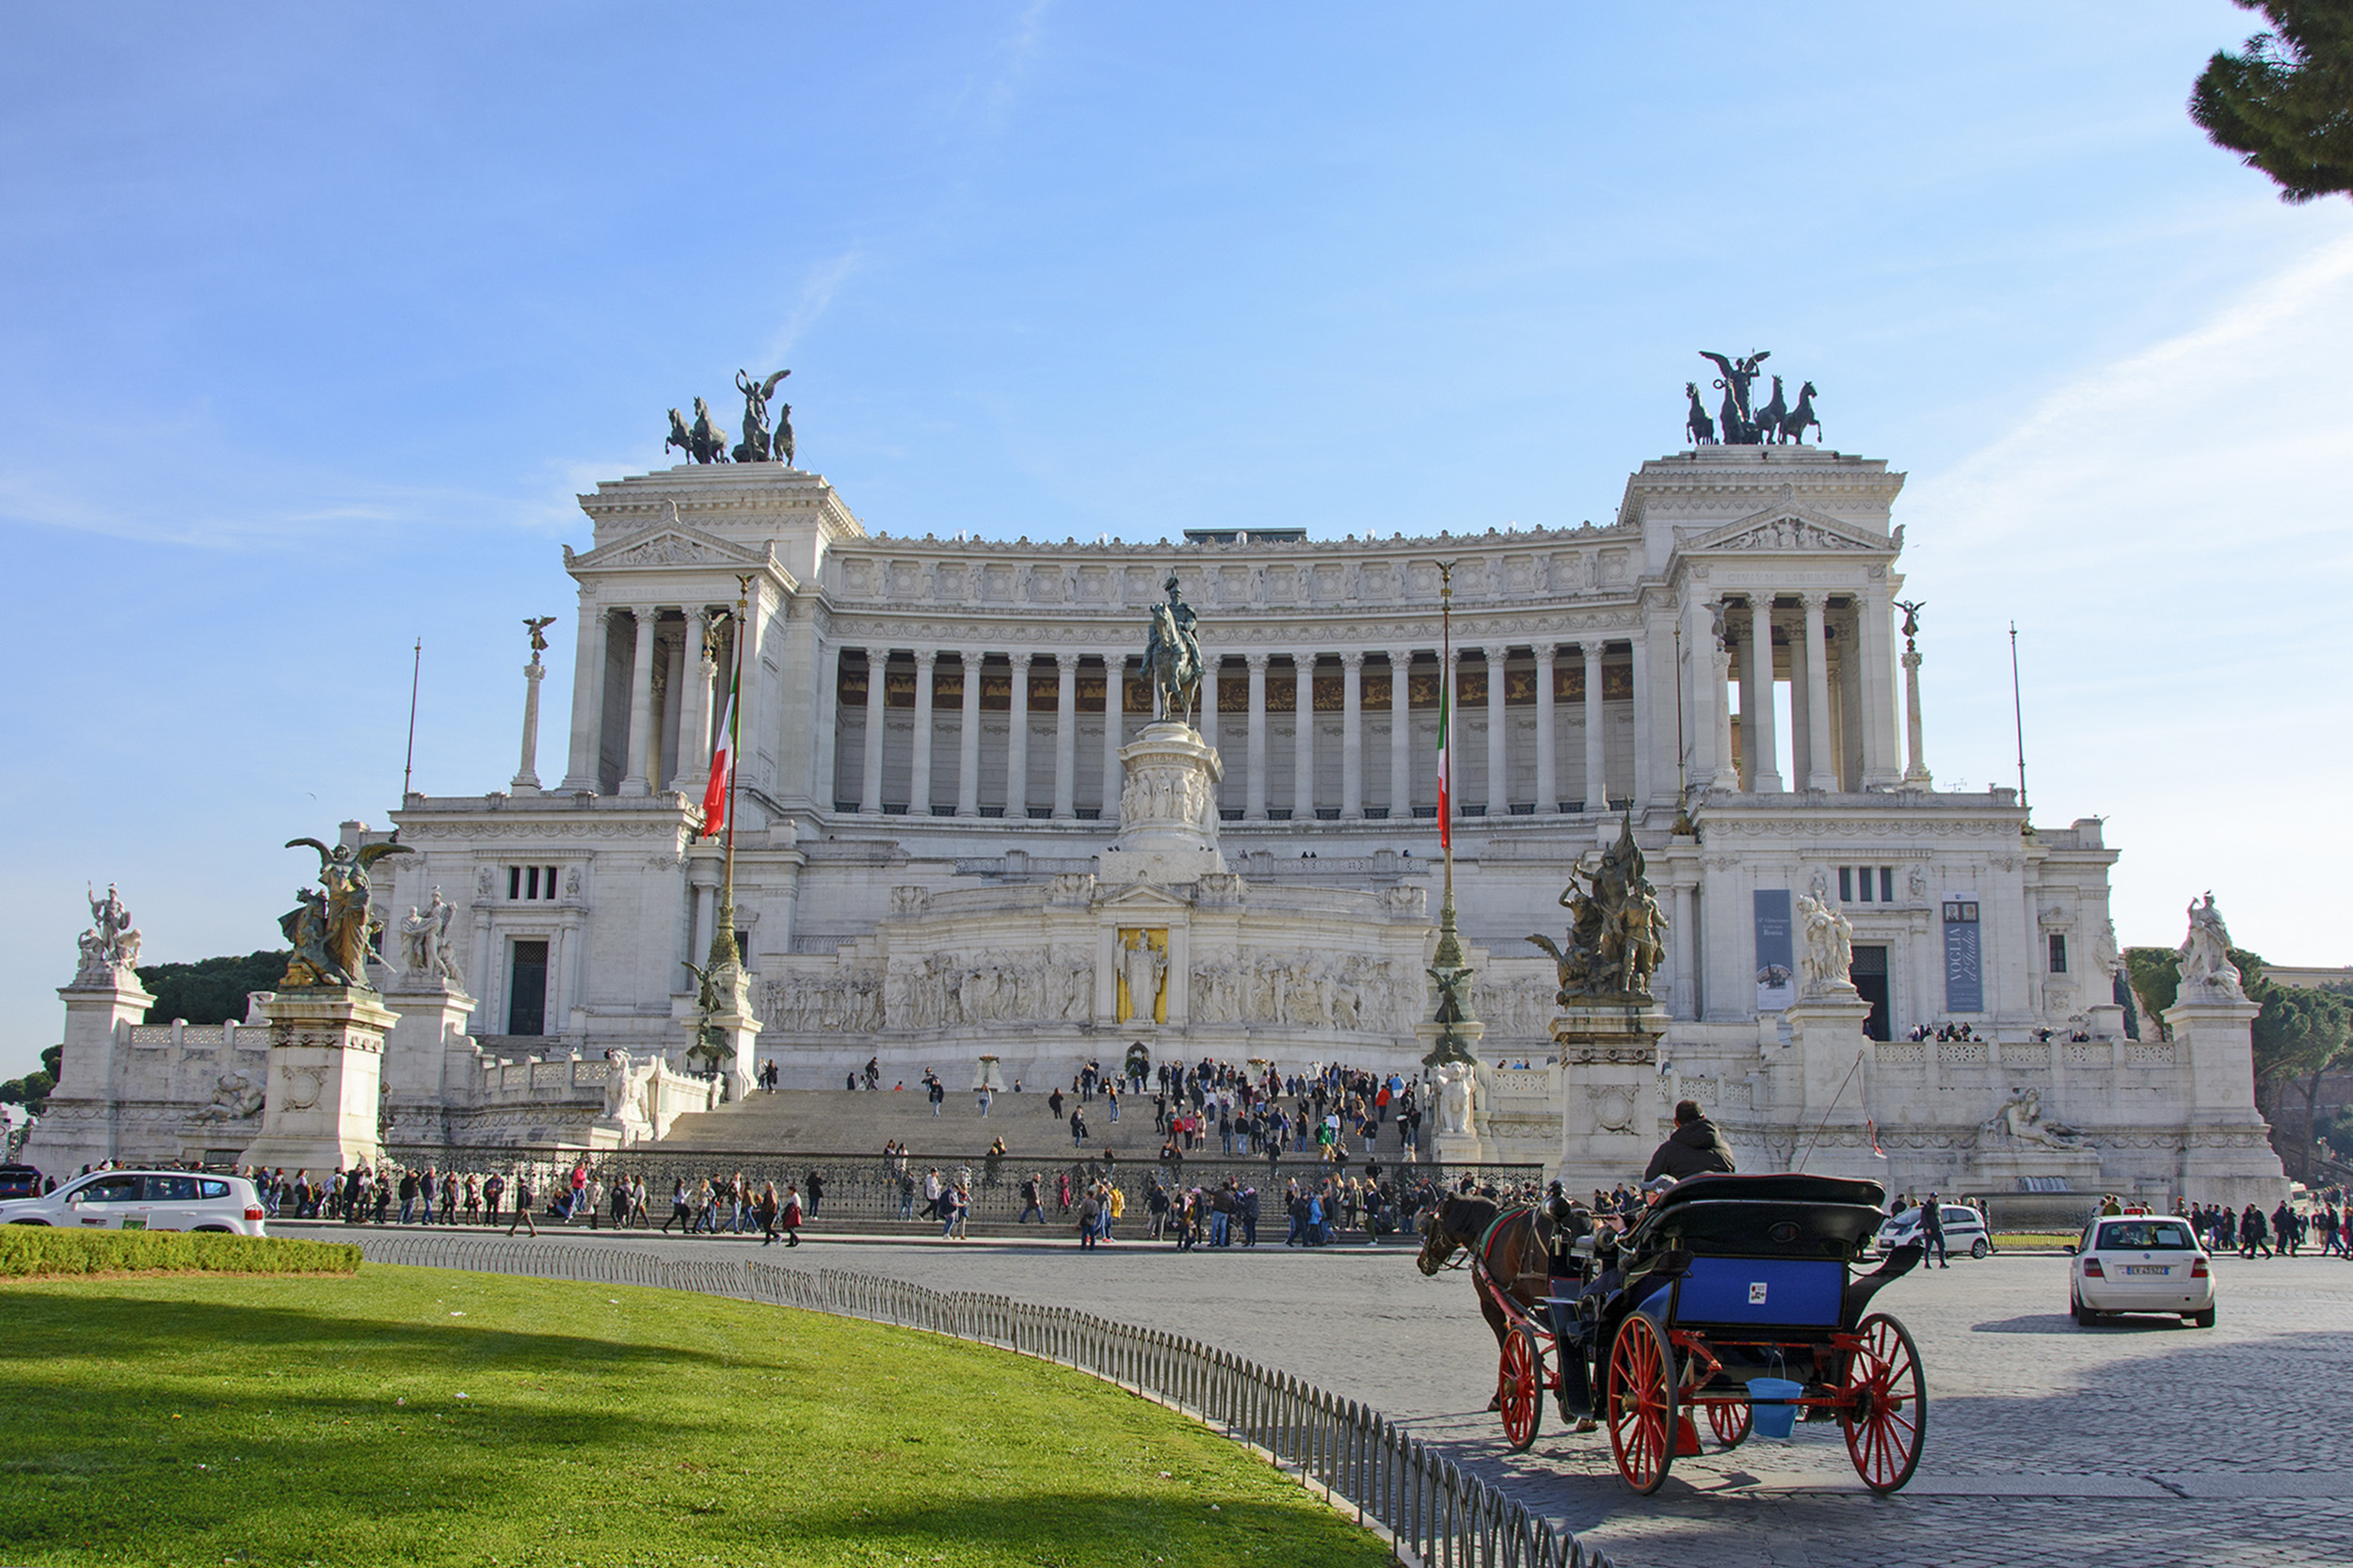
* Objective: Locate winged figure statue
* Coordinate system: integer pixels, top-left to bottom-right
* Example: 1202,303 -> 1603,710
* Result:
279,837 -> 412,989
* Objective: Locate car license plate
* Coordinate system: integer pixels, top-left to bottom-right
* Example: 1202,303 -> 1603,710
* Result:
120,1217 -> 147,1231
2124,1264 -> 2167,1275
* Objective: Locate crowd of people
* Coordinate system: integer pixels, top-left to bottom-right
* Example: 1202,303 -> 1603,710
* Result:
2192,1192 -> 2351,1257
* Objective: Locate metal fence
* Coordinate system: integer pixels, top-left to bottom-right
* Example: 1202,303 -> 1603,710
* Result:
351,1232 -> 1614,1568
369,1144 -> 1550,1230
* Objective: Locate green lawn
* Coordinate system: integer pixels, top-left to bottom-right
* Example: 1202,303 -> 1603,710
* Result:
0,1265 -> 1390,1568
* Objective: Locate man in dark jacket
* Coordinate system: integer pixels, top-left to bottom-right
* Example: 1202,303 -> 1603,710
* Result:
1643,1100 -> 1737,1182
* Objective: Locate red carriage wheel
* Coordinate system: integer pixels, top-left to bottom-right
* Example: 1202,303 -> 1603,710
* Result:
1607,1314 -> 1676,1494
1498,1323 -> 1544,1451
1840,1312 -> 1927,1494
1706,1397 -> 1753,1448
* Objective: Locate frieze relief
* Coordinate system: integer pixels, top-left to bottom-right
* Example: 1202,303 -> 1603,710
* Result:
1186,953 -> 1420,1032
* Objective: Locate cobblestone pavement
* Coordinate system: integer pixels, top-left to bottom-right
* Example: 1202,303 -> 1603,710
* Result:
328,1222 -> 2353,1567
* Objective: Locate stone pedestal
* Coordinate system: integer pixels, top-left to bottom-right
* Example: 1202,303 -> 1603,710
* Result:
1968,1145 -> 2105,1195
377,975 -> 478,1148
2082,1000 -> 2127,1041
1105,722 -> 1226,884
19,972 -> 156,1176
2164,987 -> 2289,1209
1553,1000 -> 1667,1194
1778,987 -> 1882,1177
240,987 -> 395,1173
677,961 -> 762,1102
1417,1019 -> 1488,1163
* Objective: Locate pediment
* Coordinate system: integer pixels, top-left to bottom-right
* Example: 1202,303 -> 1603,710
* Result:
1685,498 -> 1890,555
1094,879 -> 1193,912
566,524 -> 758,572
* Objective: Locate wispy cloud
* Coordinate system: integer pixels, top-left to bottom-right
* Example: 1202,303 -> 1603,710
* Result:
760,249 -> 867,369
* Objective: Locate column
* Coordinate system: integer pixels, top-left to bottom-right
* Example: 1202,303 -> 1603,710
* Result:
618,605 -> 659,797
1837,610 -> 1865,791
1483,648 -> 1508,815
1902,630 -> 1932,789
909,650 -> 937,814
1673,879 -> 1698,1020
558,598 -> 609,792
512,653 -> 546,794
1340,651 -> 1365,819
859,648 -> 886,814
1245,652 -> 1270,820
957,651 -> 984,817
676,609 -> 716,799
1006,652 -> 1031,818
1802,593 -> 1836,791
1534,646 -> 1558,813
1199,658 -> 1220,812
1631,630 -> 1655,808
1292,653 -> 1315,819
1582,641 -> 1607,811
1388,650 -> 1413,816
1861,587 -> 1902,788
1745,600 -> 1783,792
1102,656 -> 1126,821
654,638 -> 682,792
689,859 -> 718,970
1052,650 -> 1080,820
1710,609 -> 1737,792
1444,645 -> 1462,816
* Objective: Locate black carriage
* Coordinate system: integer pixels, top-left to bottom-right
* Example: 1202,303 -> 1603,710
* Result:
1477,1173 -> 1926,1495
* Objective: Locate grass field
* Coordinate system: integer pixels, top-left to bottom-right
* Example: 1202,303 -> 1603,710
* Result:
0,1264 -> 1390,1568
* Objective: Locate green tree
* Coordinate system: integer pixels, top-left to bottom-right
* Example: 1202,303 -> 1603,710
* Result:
136,951 -> 289,1027
2190,1 -> 2353,202
0,1045 -> 64,1116
2122,947 -> 2182,1040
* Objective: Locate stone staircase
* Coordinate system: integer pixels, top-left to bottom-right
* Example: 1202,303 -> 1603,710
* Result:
654,1086 -> 1417,1163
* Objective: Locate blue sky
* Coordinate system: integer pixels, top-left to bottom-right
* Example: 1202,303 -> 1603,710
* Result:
3,3 -> 2347,1074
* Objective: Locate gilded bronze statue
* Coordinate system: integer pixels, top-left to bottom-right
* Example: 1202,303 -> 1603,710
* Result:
279,838 -> 411,989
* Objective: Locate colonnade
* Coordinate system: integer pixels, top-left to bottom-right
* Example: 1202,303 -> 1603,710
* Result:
556,601 -> 734,799
825,640 -> 1645,824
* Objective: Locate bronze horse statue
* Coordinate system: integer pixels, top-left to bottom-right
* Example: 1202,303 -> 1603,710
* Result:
665,397 -> 731,465
1780,380 -> 1822,445
1417,1192 -> 1554,1410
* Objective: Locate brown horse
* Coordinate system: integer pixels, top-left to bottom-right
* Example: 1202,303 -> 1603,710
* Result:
1418,1192 -> 1554,1409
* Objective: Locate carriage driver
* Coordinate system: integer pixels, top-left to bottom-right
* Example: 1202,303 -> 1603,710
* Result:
1645,1098 -> 1737,1182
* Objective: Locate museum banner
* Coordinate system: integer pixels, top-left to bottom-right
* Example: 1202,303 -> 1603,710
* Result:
1753,889 -> 1794,1011
1942,893 -> 1983,1014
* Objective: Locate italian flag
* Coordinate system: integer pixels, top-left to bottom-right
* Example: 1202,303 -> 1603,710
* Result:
701,671 -> 738,840
1434,675 -> 1450,850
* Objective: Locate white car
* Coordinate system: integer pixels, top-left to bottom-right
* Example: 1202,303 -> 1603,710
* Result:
1874,1202 -> 1992,1261
2070,1214 -> 2214,1327
0,1169 -> 268,1236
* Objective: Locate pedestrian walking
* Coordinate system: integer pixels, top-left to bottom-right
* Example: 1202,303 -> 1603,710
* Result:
780,1183 -> 804,1247
506,1173 -> 538,1237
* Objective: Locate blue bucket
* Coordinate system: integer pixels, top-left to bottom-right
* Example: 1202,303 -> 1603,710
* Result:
1746,1377 -> 1803,1439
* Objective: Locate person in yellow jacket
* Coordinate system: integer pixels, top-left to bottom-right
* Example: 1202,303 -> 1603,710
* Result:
1104,1181 -> 1126,1240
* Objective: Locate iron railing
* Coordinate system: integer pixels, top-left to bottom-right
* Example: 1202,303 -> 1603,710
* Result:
350,1232 -> 1614,1568
363,1145 -> 1549,1230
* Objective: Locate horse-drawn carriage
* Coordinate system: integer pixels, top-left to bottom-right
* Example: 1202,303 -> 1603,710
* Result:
1419,1173 -> 1926,1495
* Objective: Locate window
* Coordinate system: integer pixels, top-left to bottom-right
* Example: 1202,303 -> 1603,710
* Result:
1838,867 -> 1854,902
507,866 -> 560,901
1943,1207 -> 1977,1228
144,1176 -> 200,1202
1881,867 -> 1896,903
2048,934 -> 2068,974
72,1175 -> 140,1204
2097,1222 -> 2194,1251
199,1179 -> 231,1200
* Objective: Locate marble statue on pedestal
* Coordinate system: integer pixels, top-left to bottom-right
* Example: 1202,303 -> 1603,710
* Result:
2177,892 -> 2243,998
1981,1086 -> 2090,1151
396,888 -> 461,985
72,883 -> 141,986
1795,890 -> 1856,997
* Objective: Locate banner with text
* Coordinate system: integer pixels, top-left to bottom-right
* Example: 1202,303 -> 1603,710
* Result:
1753,889 -> 1795,1012
1942,892 -> 1983,1014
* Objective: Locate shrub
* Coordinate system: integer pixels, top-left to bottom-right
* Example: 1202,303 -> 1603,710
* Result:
0,1227 -> 360,1278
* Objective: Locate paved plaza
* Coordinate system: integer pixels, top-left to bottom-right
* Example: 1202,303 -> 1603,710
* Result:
328,1222 -> 2353,1568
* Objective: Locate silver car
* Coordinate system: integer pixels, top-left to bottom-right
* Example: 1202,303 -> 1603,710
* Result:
0,1169 -> 267,1235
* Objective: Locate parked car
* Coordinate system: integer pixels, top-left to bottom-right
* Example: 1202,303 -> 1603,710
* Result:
0,1169 -> 267,1236
0,1163 -> 44,1199
1873,1201 -> 1992,1260
2070,1214 -> 2214,1328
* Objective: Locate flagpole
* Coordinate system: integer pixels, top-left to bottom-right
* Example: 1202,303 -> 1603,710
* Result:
710,574 -> 753,970
394,638 -> 421,840
1433,561 -> 1463,970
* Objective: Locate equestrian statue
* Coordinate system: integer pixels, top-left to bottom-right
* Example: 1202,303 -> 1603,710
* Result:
1142,575 -> 1204,727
